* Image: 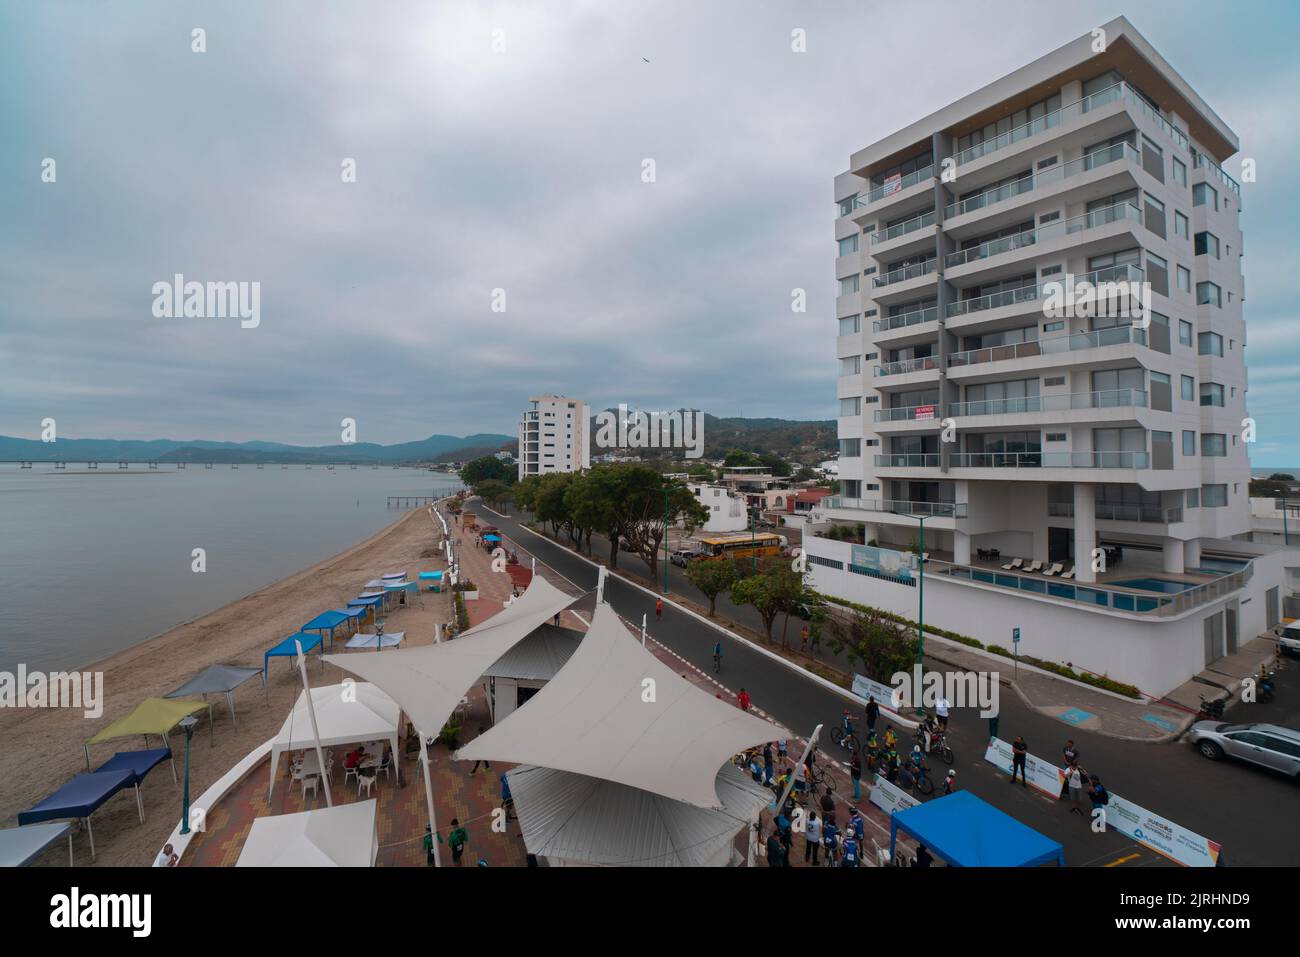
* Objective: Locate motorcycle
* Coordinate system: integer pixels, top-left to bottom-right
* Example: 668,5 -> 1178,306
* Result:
1198,694 -> 1226,720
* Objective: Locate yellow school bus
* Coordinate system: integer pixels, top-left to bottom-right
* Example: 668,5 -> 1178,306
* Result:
695,533 -> 784,562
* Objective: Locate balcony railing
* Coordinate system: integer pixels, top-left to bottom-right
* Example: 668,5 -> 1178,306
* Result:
872,210 -> 936,244
944,201 -> 1142,270
1191,149 -> 1242,198
948,388 -> 1147,417
944,142 -> 1138,218
953,82 -> 1186,168
947,324 -> 1146,368
854,164 -> 936,208
874,356 -> 940,377
821,497 -> 966,518
931,557 -> 1249,617
874,404 -> 940,422
874,453 -> 941,468
948,451 -> 1149,469
873,258 -> 937,288
873,305 -> 939,333
1048,501 -> 1184,523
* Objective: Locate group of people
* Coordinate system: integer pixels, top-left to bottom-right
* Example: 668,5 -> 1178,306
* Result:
765,800 -> 869,868
1007,735 -> 1110,820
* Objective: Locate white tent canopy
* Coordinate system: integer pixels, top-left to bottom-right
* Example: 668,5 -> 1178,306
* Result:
269,682 -> 400,798
456,602 -> 789,809
322,575 -> 583,739
508,763 -> 771,867
237,799 -> 378,867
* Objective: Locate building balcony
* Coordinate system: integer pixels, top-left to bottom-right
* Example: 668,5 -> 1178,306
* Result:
946,323 -> 1147,374
873,450 -> 1150,471
943,142 -> 1140,233
873,305 -> 939,334
870,210 -> 938,259
1047,501 -> 1184,524
873,257 -> 938,288
874,403 -> 942,424
821,497 -> 967,519
846,164 -> 936,221
873,355 -> 941,378
948,388 -> 1148,418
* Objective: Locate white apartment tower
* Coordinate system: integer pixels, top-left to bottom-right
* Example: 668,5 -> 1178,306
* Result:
830,17 -> 1249,584
518,395 -> 591,480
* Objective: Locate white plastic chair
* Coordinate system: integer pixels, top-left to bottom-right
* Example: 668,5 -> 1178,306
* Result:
358,772 -> 376,797
1001,557 -> 1023,571
301,772 -> 319,801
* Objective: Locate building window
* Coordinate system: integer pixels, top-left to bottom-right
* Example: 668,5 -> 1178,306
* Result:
1178,319 -> 1193,347
1193,182 -> 1218,210
838,314 -> 861,335
839,274 -> 860,296
1183,431 -> 1196,456
1201,484 -> 1228,507
838,234 -> 859,256
838,196 -> 857,217
1186,488 -> 1199,509
840,397 -> 861,416
1196,282 -> 1222,307
1181,374 -> 1195,401
1172,156 -> 1188,186
1177,265 -> 1191,293
839,439 -> 861,458
1199,383 -> 1225,407
1198,332 -> 1223,357
839,356 -> 861,376
1202,433 -> 1227,456
1040,264 -> 1062,276
1046,432 -> 1066,442
1174,211 -> 1190,239
1194,231 -> 1220,258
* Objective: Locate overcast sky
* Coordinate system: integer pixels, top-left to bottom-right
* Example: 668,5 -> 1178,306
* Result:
2,1 -> 1297,464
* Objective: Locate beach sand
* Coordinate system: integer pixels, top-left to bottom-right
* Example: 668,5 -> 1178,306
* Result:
0,505 -> 453,867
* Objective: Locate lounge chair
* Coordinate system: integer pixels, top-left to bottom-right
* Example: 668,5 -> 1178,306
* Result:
1060,566 -> 1076,580
1042,562 -> 1063,577
1025,560 -> 1044,573
1001,557 -> 1023,571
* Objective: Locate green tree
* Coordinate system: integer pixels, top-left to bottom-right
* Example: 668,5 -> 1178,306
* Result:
460,455 -> 514,486
731,558 -> 805,647
794,466 -> 818,482
685,558 -> 742,617
534,473 -> 576,541
722,449 -> 762,468
620,475 -> 711,576
759,453 -> 792,477
510,474 -> 544,513
823,606 -> 917,681
473,479 -> 513,511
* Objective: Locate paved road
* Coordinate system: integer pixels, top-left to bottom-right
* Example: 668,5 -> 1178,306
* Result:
477,501 -> 1300,866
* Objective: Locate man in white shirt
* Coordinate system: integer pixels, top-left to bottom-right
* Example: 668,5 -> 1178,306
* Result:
154,843 -> 178,867
935,695 -> 951,731
804,812 -> 823,866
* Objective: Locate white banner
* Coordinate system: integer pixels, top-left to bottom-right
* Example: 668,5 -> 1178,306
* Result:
869,772 -> 919,816
983,737 -> 1063,798
851,673 -> 903,709
982,738 -> 1222,867
1105,793 -> 1221,867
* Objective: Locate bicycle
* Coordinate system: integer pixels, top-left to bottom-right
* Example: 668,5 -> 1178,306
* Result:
916,728 -> 955,765
830,725 -> 862,756
808,762 -> 836,795
911,761 -> 935,796
713,651 -> 722,673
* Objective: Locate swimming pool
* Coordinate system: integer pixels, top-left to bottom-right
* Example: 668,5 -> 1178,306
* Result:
1109,577 -> 1197,594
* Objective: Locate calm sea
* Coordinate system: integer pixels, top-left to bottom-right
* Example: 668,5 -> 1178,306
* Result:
0,463 -> 462,672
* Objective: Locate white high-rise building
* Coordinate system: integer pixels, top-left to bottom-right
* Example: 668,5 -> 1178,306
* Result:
518,395 -> 590,480
805,18 -> 1295,694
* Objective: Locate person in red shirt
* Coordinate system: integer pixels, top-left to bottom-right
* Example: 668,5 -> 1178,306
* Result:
737,688 -> 751,711
344,746 -> 366,769
655,598 -> 663,620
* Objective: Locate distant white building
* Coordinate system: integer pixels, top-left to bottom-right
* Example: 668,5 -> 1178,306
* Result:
687,483 -> 748,533
519,395 -> 590,480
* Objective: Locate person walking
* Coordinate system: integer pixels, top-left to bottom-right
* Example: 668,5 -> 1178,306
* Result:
841,833 -> 859,868
469,726 -> 491,774
441,818 -> 469,866
1010,735 -> 1028,787
865,695 -> 880,733
821,815 -> 839,867
712,640 -> 723,672
935,694 -> 951,731
422,825 -> 435,866
804,812 -> 822,865
655,597 -> 663,620
765,829 -> 784,867
942,769 -> 957,795
799,624 -> 810,653
793,759 -> 807,801
779,818 -> 793,868
500,773 -> 515,822
777,739 -> 788,761
763,743 -> 775,786
737,687 -> 751,712
849,751 -> 862,801
1066,763 -> 1086,816
1087,774 -> 1110,821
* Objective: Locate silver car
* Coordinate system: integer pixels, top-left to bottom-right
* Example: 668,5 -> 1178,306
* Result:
1187,722 -> 1300,779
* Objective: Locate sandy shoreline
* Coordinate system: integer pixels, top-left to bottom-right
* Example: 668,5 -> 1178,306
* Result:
0,504 -> 454,866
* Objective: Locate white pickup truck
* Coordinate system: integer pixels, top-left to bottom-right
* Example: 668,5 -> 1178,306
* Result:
1281,623 -> 1300,657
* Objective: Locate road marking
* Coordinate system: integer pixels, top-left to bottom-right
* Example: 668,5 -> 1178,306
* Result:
1104,853 -> 1141,867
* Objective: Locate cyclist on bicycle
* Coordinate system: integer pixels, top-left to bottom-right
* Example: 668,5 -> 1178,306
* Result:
883,727 -> 898,750
712,641 -> 722,671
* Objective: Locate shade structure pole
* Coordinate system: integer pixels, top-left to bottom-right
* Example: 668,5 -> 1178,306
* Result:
772,723 -> 823,814
294,639 -> 333,808
641,614 -> 647,646
419,735 -> 442,867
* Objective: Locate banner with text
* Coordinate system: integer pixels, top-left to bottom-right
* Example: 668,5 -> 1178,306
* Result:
983,737 -> 1064,798
869,772 -> 920,817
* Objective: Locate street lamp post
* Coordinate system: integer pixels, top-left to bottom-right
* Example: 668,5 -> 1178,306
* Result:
661,486 -> 670,594
750,505 -> 758,574
178,714 -> 198,835
1284,497 -> 1290,547
896,510 -> 928,717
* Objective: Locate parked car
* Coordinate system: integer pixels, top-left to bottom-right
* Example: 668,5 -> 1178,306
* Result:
1279,624 -> 1300,658
670,549 -> 701,568
1186,722 -> 1300,779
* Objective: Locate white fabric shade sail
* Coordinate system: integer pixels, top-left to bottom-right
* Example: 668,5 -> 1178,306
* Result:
456,603 -> 788,809
269,683 -> 400,798
237,799 -> 378,867
507,763 -> 771,867
322,575 -> 583,740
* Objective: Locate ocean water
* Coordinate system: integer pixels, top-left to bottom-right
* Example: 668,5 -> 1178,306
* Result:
0,463 -> 462,672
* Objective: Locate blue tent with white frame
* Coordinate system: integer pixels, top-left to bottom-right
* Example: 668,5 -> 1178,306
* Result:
889,790 -> 1064,867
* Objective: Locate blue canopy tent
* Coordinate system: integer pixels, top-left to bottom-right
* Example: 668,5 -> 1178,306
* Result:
483,534 -> 501,543
0,823 -> 74,867
338,606 -> 368,627
302,610 -> 352,647
264,632 -> 323,680
889,791 -> 1065,867
18,770 -> 139,860
418,570 -> 444,592
94,748 -> 176,805
349,594 -> 386,619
